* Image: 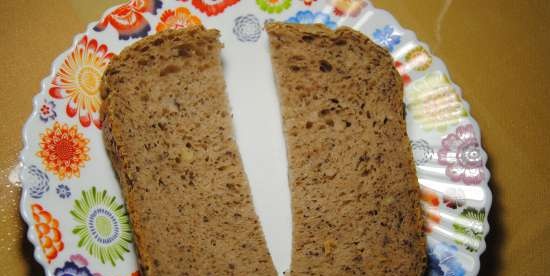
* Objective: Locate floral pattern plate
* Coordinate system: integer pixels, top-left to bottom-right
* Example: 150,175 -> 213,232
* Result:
19,0 -> 492,275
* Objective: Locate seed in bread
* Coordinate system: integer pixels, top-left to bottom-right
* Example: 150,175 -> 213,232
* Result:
266,22 -> 427,275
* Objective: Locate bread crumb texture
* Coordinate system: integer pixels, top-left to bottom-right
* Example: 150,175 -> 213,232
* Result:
101,26 -> 276,275
267,23 -> 426,276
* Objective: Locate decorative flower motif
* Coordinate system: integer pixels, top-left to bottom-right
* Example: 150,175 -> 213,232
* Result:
156,7 -> 201,32
31,204 -> 64,263
39,100 -> 57,123
49,36 -> 114,129
421,188 -> 440,207
438,124 -> 485,185
394,61 -> 411,86
56,184 -> 71,199
405,46 -> 432,71
94,0 -> 162,40
420,188 -> 441,233
287,10 -> 337,29
54,254 -> 102,276
329,0 -> 368,17
256,0 -> 292,14
452,208 -> 485,252
191,0 -> 240,16
36,122 -> 90,180
22,165 -> 50,199
405,71 -> 468,131
410,139 -> 434,165
443,187 -> 465,209
373,25 -> 401,52
71,187 -> 133,266
233,14 -> 262,42
303,0 -> 318,6
427,242 -> 466,276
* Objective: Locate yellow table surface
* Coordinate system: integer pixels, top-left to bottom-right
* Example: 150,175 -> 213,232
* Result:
1,0 -> 548,275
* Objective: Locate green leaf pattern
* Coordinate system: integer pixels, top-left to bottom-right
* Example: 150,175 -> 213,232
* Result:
452,208 -> 485,252
256,0 -> 292,14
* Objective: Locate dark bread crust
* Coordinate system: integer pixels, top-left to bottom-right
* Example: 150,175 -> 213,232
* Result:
266,23 -> 426,276
101,26 -> 276,275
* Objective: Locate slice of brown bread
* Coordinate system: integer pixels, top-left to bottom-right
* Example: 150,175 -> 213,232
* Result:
101,26 -> 277,275
266,23 -> 426,275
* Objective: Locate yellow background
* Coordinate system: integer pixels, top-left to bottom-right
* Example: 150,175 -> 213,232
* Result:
1,0 -> 549,275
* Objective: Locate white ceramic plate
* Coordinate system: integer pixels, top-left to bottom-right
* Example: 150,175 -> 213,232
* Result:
19,1 -> 491,275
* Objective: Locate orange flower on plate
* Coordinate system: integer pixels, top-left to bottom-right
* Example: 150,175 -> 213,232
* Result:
422,208 -> 442,233
32,204 -> 64,263
394,61 -> 411,86
421,188 -> 440,207
330,0 -> 368,17
94,0 -> 162,40
156,7 -> 201,32
304,0 -> 318,6
49,36 -> 113,129
191,0 -> 240,16
421,188 -> 441,233
36,122 -> 90,180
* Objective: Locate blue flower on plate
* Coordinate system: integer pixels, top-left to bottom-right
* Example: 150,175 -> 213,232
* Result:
427,242 -> 466,276
54,254 -> 97,276
233,14 -> 262,42
287,10 -> 337,29
54,261 -> 94,276
56,184 -> 71,199
373,25 -> 401,52
39,99 -> 57,123
411,139 -> 434,165
24,165 -> 50,199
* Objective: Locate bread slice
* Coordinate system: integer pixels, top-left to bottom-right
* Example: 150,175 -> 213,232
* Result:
101,26 -> 277,275
266,23 -> 426,275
